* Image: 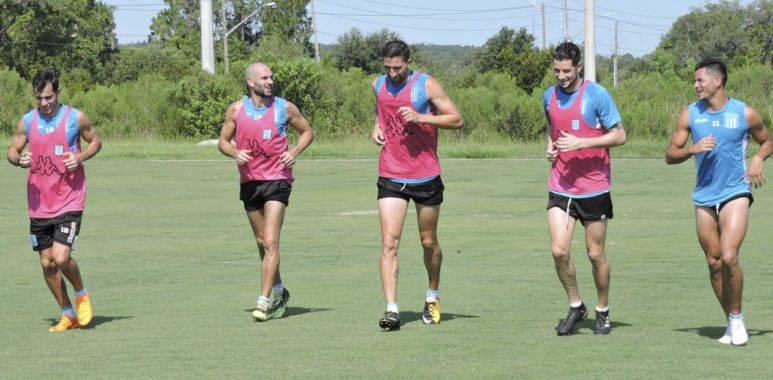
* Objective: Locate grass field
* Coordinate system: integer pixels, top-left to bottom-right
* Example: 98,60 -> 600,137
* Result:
1,154 -> 772,378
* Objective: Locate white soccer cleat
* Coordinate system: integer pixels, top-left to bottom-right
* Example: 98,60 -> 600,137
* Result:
717,324 -> 731,345
729,317 -> 748,346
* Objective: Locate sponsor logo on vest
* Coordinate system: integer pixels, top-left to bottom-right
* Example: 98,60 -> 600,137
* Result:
572,120 -> 580,130
55,145 -> 64,156
262,129 -> 272,140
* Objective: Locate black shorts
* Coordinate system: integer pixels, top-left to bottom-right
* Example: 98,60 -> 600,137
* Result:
547,192 -> 613,222
29,212 -> 82,251
377,176 -> 444,206
700,192 -> 754,213
240,180 -> 292,211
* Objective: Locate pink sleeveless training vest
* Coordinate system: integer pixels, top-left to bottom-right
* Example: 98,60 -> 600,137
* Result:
27,106 -> 87,218
547,81 -> 611,195
234,97 -> 293,184
376,71 -> 440,178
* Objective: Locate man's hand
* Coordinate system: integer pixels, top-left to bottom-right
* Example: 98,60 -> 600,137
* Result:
18,151 -> 31,168
234,149 -> 253,165
689,134 -> 717,155
62,151 -> 80,172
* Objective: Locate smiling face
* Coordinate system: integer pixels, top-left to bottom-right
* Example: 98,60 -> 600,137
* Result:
553,59 -> 582,92
383,56 -> 411,86
693,67 -> 722,101
34,83 -> 59,117
247,64 -> 274,98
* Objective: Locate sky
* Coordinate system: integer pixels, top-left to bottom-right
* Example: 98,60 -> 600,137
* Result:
104,0 -> 755,57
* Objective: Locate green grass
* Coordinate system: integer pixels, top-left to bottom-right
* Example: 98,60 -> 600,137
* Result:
92,135 -> 678,160
1,157 -> 772,378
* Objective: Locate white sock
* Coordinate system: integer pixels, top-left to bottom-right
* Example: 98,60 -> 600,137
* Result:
386,302 -> 399,313
272,283 -> 284,295
570,301 -> 583,308
596,306 -> 609,313
426,289 -> 439,302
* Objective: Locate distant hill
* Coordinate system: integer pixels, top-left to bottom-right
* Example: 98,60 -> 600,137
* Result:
320,43 -> 479,65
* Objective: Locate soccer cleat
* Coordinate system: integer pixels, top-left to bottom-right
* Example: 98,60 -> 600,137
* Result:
718,324 -> 732,345
730,317 -> 748,346
271,288 -> 290,319
422,299 -> 441,325
592,310 -> 611,335
379,311 -> 401,331
556,303 -> 587,336
49,315 -> 80,332
252,301 -> 272,322
75,292 -> 93,327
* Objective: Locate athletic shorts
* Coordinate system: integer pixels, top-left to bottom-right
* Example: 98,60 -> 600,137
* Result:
29,212 -> 82,251
698,192 -> 754,214
240,180 -> 292,210
547,191 -> 613,222
377,176 -> 444,206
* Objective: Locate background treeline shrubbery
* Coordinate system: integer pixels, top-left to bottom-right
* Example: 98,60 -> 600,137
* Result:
0,0 -> 770,141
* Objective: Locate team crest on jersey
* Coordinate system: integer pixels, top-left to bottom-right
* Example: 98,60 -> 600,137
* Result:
54,145 -> 64,156
411,87 -> 420,102
711,120 -> 720,128
262,129 -> 272,140
571,120 -> 580,130
724,113 -> 739,129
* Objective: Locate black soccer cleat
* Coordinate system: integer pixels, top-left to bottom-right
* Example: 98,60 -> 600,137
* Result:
593,310 -> 611,335
379,311 -> 401,331
556,303 -> 587,336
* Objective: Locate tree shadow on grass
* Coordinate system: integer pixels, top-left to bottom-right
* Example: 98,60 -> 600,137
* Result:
399,311 -> 479,326
242,306 -> 332,319
674,326 -> 773,340
46,315 -> 133,330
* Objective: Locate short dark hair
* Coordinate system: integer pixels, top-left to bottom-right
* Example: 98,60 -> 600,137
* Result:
32,69 -> 59,93
695,58 -> 727,87
382,40 -> 411,61
553,42 -> 581,66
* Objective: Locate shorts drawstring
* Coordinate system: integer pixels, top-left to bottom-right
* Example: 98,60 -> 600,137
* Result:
565,197 -> 573,227
400,182 -> 407,191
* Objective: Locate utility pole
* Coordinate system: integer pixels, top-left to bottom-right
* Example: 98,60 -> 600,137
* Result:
529,0 -> 546,50
200,0 -> 215,74
541,3 -> 546,50
613,20 -> 618,87
584,0 -> 595,82
563,0 -> 570,41
221,2 -> 229,74
311,0 -> 320,64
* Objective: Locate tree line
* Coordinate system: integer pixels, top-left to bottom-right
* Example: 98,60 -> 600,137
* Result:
0,0 -> 770,141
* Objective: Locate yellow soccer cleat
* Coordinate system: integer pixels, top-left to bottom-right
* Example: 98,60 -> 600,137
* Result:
49,315 -> 80,332
76,292 -> 93,327
422,299 -> 441,325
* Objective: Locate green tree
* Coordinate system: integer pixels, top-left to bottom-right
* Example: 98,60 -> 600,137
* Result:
258,0 -> 312,55
657,0 -> 772,69
475,27 -> 536,72
333,28 -> 402,73
0,0 -> 116,81
496,46 -> 551,93
149,0 -> 202,60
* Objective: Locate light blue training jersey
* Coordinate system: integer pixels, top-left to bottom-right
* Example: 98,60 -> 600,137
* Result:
689,98 -> 750,206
